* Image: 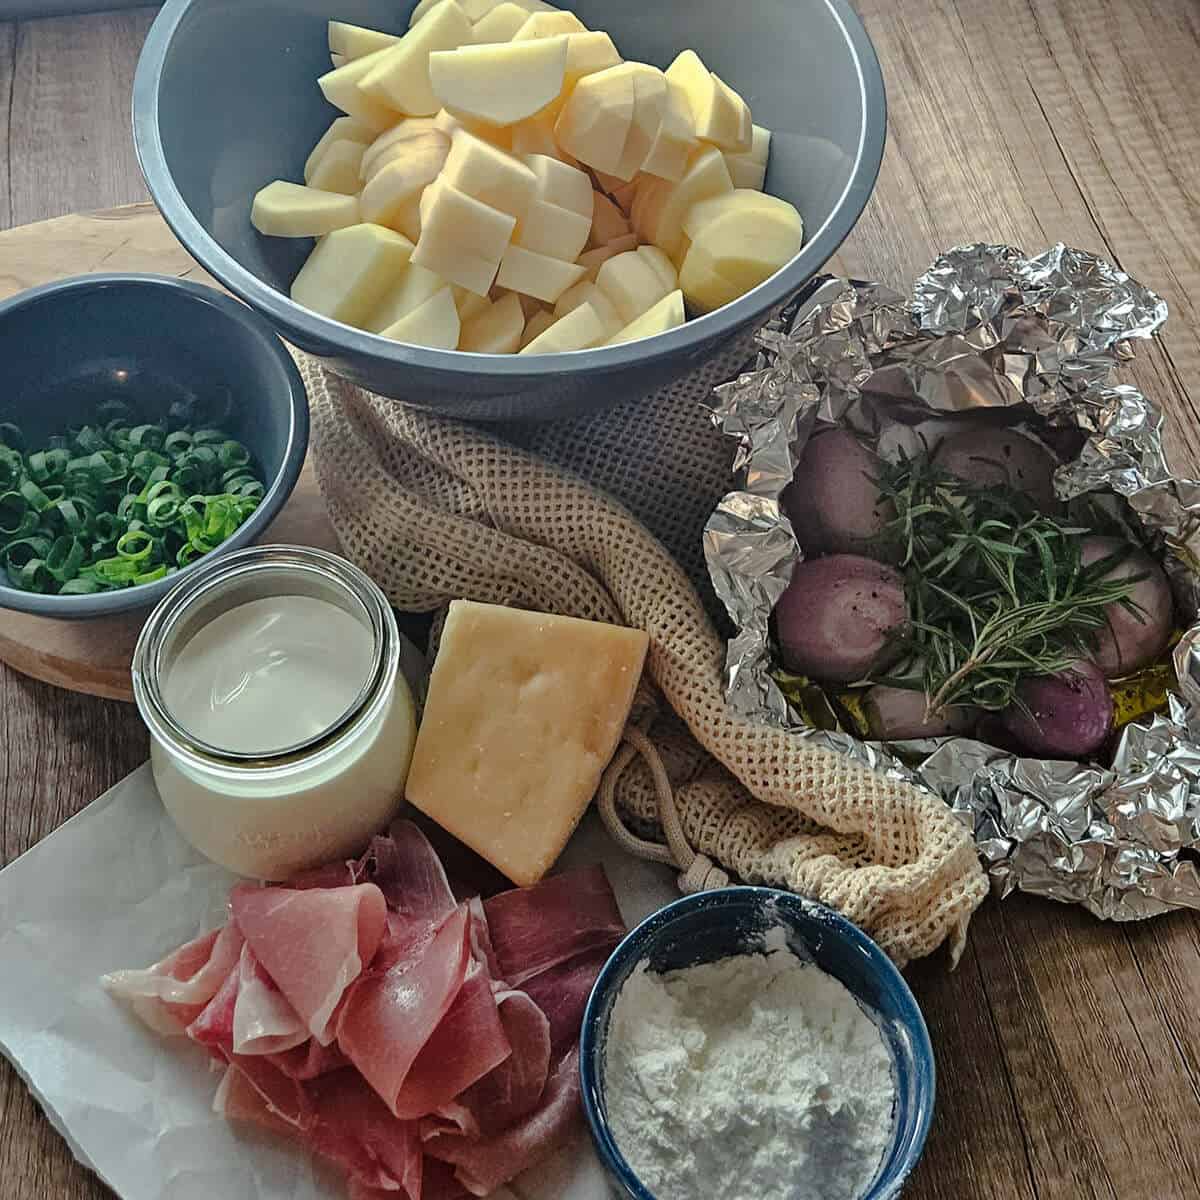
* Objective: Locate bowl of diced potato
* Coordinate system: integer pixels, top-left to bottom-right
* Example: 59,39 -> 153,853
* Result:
133,0 -> 885,420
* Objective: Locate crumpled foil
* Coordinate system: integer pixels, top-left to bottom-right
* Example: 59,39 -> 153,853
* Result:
701,242 -> 1200,921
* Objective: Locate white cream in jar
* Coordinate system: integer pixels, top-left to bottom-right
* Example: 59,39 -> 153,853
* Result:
133,546 -> 417,879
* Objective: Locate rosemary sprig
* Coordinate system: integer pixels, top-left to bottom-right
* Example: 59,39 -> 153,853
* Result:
871,450 -> 1143,717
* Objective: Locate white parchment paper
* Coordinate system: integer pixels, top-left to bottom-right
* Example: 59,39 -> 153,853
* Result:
0,764 -> 676,1200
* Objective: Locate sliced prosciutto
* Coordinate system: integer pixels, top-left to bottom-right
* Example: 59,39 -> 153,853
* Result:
231,881 -> 387,1045
425,1046 -> 585,1197
338,903 -> 471,1117
106,819 -> 626,1200
101,920 -> 243,1034
482,866 -> 624,986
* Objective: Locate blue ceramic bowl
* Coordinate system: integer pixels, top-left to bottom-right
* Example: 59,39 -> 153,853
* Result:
132,0 -> 885,421
580,887 -> 934,1200
0,274 -> 309,619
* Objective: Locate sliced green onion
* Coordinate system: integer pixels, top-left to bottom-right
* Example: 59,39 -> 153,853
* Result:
46,535 -> 86,581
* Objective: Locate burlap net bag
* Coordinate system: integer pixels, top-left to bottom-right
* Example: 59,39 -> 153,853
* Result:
301,346 -> 987,966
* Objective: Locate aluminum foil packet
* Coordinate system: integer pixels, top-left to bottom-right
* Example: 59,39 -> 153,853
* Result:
702,242 -> 1200,920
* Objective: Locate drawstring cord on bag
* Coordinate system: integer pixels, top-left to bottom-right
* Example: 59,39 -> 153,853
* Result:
598,723 -> 730,895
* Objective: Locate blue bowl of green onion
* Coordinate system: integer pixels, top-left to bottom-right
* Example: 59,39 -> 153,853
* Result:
0,274 -> 309,618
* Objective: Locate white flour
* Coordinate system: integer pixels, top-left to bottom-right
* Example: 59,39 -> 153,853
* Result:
603,928 -> 896,1200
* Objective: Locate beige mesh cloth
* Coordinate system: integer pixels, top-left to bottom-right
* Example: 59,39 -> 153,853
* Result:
300,348 -> 987,966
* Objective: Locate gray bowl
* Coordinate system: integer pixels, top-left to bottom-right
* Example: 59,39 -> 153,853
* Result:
0,275 -> 309,619
133,0 -> 885,421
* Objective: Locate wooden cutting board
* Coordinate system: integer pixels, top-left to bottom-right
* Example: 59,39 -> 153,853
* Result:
0,203 -> 339,702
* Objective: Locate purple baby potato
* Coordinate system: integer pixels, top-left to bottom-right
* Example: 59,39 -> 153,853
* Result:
775,555 -> 907,683
933,429 -> 1058,511
1000,661 -> 1114,759
1080,536 -> 1174,677
863,685 -> 977,740
782,430 -> 895,556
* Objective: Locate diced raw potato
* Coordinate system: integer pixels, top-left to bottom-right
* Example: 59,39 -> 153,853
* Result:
594,249 -> 671,323
510,109 -> 575,163
361,117 -> 444,179
681,188 -> 796,241
591,169 -> 624,193
440,131 -> 537,219
610,179 -> 639,214
392,196 -> 423,241
453,285 -> 492,321
291,224 -> 414,327
524,153 -> 593,215
560,31 -> 620,88
631,144 -> 732,260
413,180 -> 517,295
378,286 -> 461,348
637,244 -> 677,291
679,205 -> 804,312
614,63 -> 667,181
713,74 -> 752,151
409,0 -> 447,25
589,191 -> 630,247
724,123 -> 771,190
495,288 -> 543,318
360,134 -> 451,225
554,65 -> 635,176
471,2 -> 530,44
576,243 -> 622,280
512,10 -> 586,38
607,232 -> 639,252
513,198 -> 591,260
328,21 -> 399,60
519,301 -> 606,353
304,116 -> 375,183
553,280 -> 621,336
430,37 -> 568,126
364,262 -> 447,332
496,244 -> 586,302
331,53 -> 346,68
607,288 -> 685,344
251,181 -> 360,238
318,50 -> 403,133
519,308 -> 557,347
641,77 -> 697,182
307,140 -> 366,194
460,291 -> 525,352
360,0 -> 474,117
664,50 -> 749,152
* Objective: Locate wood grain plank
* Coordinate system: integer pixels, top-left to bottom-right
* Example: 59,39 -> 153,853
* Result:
6,6 -> 156,228
0,23 -> 13,229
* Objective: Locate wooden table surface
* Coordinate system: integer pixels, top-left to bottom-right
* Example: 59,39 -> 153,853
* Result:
3,2 -> 1200,1198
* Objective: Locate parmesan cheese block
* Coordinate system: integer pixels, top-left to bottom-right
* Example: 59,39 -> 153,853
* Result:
405,600 -> 648,885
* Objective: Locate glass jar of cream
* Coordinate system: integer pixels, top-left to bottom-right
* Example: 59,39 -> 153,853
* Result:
132,545 -> 417,880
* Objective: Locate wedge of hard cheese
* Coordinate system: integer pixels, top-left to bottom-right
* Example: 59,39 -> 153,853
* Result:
405,600 -> 649,885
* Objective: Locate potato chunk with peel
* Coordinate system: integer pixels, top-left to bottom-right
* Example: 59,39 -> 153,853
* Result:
460,292 -> 525,352
607,289 -> 685,344
251,182 -> 359,238
412,180 -> 517,295
359,0 -> 474,117
291,224 -> 414,328
378,287 -> 461,348
519,301 -> 607,353
496,245 -> 586,303
430,37 -> 568,127
679,206 -> 804,313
